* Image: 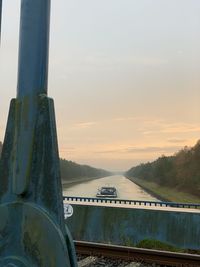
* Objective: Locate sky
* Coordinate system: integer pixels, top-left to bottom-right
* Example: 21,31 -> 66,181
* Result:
0,0 -> 200,171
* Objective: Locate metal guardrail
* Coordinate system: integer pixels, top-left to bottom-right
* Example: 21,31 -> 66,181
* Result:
63,196 -> 200,209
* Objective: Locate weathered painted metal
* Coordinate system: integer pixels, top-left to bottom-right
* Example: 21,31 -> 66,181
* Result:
0,1 -> 77,266
0,0 -> 2,42
66,204 -> 200,250
14,0 -> 51,196
17,0 -> 50,98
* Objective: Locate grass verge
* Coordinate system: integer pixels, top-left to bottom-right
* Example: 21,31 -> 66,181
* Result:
127,177 -> 200,203
136,239 -> 183,252
136,239 -> 200,255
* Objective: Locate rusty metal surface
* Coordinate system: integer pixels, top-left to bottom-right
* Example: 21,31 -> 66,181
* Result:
75,241 -> 200,266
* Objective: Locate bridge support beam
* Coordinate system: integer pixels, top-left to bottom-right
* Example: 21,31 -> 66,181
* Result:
0,1 -> 77,266
0,0 -> 2,42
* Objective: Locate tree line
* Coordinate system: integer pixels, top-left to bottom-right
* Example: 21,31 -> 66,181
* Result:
60,159 -> 111,181
0,142 -> 2,155
126,140 -> 200,197
0,142 -> 110,181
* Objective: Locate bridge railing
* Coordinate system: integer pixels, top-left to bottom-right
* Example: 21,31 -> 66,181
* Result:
63,196 -> 200,209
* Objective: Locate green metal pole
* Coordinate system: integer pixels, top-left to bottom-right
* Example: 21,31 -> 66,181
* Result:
13,0 -> 51,195
0,0 -> 2,43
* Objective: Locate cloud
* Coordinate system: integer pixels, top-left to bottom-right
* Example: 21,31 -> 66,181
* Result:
133,57 -> 169,67
141,121 -> 200,135
142,131 -> 155,135
160,124 -> 200,134
60,147 -> 76,152
72,121 -> 98,129
96,145 -> 182,155
114,116 -> 139,122
126,146 -> 182,154
167,138 -> 187,144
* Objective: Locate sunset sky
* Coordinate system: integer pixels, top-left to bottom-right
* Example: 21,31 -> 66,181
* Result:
0,0 -> 200,171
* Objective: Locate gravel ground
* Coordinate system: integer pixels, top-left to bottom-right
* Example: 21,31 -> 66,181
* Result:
77,254 -> 87,261
77,254 -> 168,267
87,256 -> 131,267
85,256 -> 165,267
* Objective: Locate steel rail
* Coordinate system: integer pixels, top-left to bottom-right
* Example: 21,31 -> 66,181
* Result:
63,196 -> 200,209
75,241 -> 200,266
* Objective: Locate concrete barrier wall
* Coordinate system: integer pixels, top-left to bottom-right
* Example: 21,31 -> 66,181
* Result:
66,204 -> 200,250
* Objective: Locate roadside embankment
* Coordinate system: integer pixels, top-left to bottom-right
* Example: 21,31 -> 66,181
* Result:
126,176 -> 200,203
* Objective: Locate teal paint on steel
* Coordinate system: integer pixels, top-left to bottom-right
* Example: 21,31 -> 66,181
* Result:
17,0 -> 50,98
66,204 -> 200,250
0,1 -> 77,266
15,0 -> 51,195
0,0 -> 2,43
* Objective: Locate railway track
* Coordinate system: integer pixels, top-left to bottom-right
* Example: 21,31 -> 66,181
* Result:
75,241 -> 200,267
